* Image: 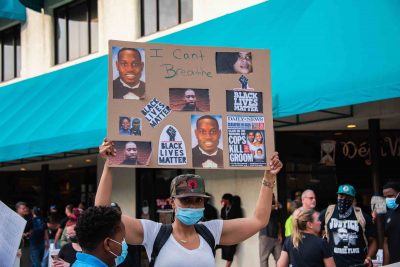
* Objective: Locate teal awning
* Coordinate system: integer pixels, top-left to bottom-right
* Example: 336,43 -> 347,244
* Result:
152,0 -> 400,118
0,0 -> 26,21
1,0 -> 400,162
0,56 -> 108,162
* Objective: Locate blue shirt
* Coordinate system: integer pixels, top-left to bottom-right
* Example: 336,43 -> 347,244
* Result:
72,252 -> 108,267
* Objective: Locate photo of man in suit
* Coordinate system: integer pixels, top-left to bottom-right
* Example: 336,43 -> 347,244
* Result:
192,115 -> 223,168
113,47 -> 145,100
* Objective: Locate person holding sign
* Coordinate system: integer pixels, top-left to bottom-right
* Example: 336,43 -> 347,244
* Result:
192,115 -> 223,168
96,138 -> 282,267
113,48 -> 145,100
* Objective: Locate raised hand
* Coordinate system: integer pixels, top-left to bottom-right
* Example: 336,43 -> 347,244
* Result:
99,138 -> 116,159
264,152 -> 283,178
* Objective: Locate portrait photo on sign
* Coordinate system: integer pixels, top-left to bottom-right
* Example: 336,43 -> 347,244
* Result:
191,115 -> 223,168
169,88 -> 210,112
118,116 -> 142,136
112,46 -> 146,100
216,52 -> 253,74
108,141 -> 151,166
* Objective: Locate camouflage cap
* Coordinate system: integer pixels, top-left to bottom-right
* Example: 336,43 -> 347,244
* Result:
170,174 -> 210,198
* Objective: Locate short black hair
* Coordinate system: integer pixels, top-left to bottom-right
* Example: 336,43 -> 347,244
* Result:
383,182 -> 400,192
75,206 -> 122,251
222,193 -> 233,201
117,47 -> 142,61
196,115 -> 219,129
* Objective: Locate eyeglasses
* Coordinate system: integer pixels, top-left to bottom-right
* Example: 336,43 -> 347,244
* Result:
304,197 -> 316,200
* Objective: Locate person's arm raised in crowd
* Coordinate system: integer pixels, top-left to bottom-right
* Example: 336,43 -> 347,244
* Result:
95,138 -> 145,245
219,152 -> 282,245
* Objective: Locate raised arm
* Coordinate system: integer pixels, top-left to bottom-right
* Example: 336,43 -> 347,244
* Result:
220,152 -> 282,245
95,138 -> 145,245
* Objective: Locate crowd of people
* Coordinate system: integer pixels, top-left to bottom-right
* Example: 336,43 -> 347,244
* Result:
13,140 -> 400,267
15,202 -> 87,267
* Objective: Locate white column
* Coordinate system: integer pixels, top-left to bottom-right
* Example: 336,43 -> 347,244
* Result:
98,0 -> 141,54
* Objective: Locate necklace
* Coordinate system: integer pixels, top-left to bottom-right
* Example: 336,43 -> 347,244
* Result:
179,239 -> 188,243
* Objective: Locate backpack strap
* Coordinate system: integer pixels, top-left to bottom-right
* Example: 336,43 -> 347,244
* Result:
149,224 -> 173,267
324,205 -> 336,241
354,207 -> 368,247
194,224 -> 216,256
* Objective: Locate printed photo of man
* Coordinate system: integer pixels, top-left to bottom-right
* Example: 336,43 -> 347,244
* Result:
169,88 -> 210,112
113,47 -> 145,100
191,115 -> 223,168
181,89 -> 202,111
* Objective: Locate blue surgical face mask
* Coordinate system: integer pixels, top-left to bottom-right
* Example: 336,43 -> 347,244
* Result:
386,197 -> 399,210
108,238 -> 128,266
176,206 -> 205,225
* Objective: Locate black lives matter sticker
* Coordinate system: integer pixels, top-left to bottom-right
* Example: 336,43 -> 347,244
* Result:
226,91 -> 263,113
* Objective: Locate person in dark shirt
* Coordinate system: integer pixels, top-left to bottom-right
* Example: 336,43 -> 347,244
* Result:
382,182 -> 400,265
203,192 -> 218,221
319,184 -> 377,267
30,207 -> 49,267
220,193 -> 243,267
54,204 -> 74,248
259,194 -> 283,267
277,209 -> 335,267
16,201 -> 33,267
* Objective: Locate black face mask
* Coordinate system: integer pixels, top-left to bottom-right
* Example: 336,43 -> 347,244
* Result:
337,198 -> 353,214
68,236 -> 78,243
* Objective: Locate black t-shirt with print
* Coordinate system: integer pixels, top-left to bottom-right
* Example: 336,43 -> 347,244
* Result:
282,233 -> 332,267
384,206 -> 400,264
319,206 -> 376,267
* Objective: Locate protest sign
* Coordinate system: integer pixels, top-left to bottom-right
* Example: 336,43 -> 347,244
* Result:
107,41 -> 273,169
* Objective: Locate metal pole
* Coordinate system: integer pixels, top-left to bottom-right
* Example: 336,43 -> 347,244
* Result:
368,119 -> 384,248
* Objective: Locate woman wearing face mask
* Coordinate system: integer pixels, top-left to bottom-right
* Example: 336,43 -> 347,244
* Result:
71,206 -> 128,267
53,221 -> 82,266
277,209 -> 336,267
96,138 -> 282,267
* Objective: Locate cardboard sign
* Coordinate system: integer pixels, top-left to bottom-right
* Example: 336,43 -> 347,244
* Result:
107,41 -> 274,169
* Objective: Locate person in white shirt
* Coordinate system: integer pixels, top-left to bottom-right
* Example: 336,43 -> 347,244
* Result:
96,138 -> 282,267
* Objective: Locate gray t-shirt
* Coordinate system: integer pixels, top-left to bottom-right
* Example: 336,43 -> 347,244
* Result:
140,219 -> 223,267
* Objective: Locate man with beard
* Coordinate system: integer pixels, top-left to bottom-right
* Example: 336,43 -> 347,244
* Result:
320,184 -> 377,267
181,89 -> 202,111
113,48 -> 145,100
122,142 -> 143,165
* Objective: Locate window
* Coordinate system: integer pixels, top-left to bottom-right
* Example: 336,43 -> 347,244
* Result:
54,0 -> 98,64
141,0 -> 193,36
0,25 -> 21,82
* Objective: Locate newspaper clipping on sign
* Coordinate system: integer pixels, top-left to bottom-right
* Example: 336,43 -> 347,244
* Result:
227,115 -> 266,167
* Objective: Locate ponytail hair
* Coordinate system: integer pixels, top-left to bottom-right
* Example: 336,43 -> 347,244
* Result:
292,208 -> 316,248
